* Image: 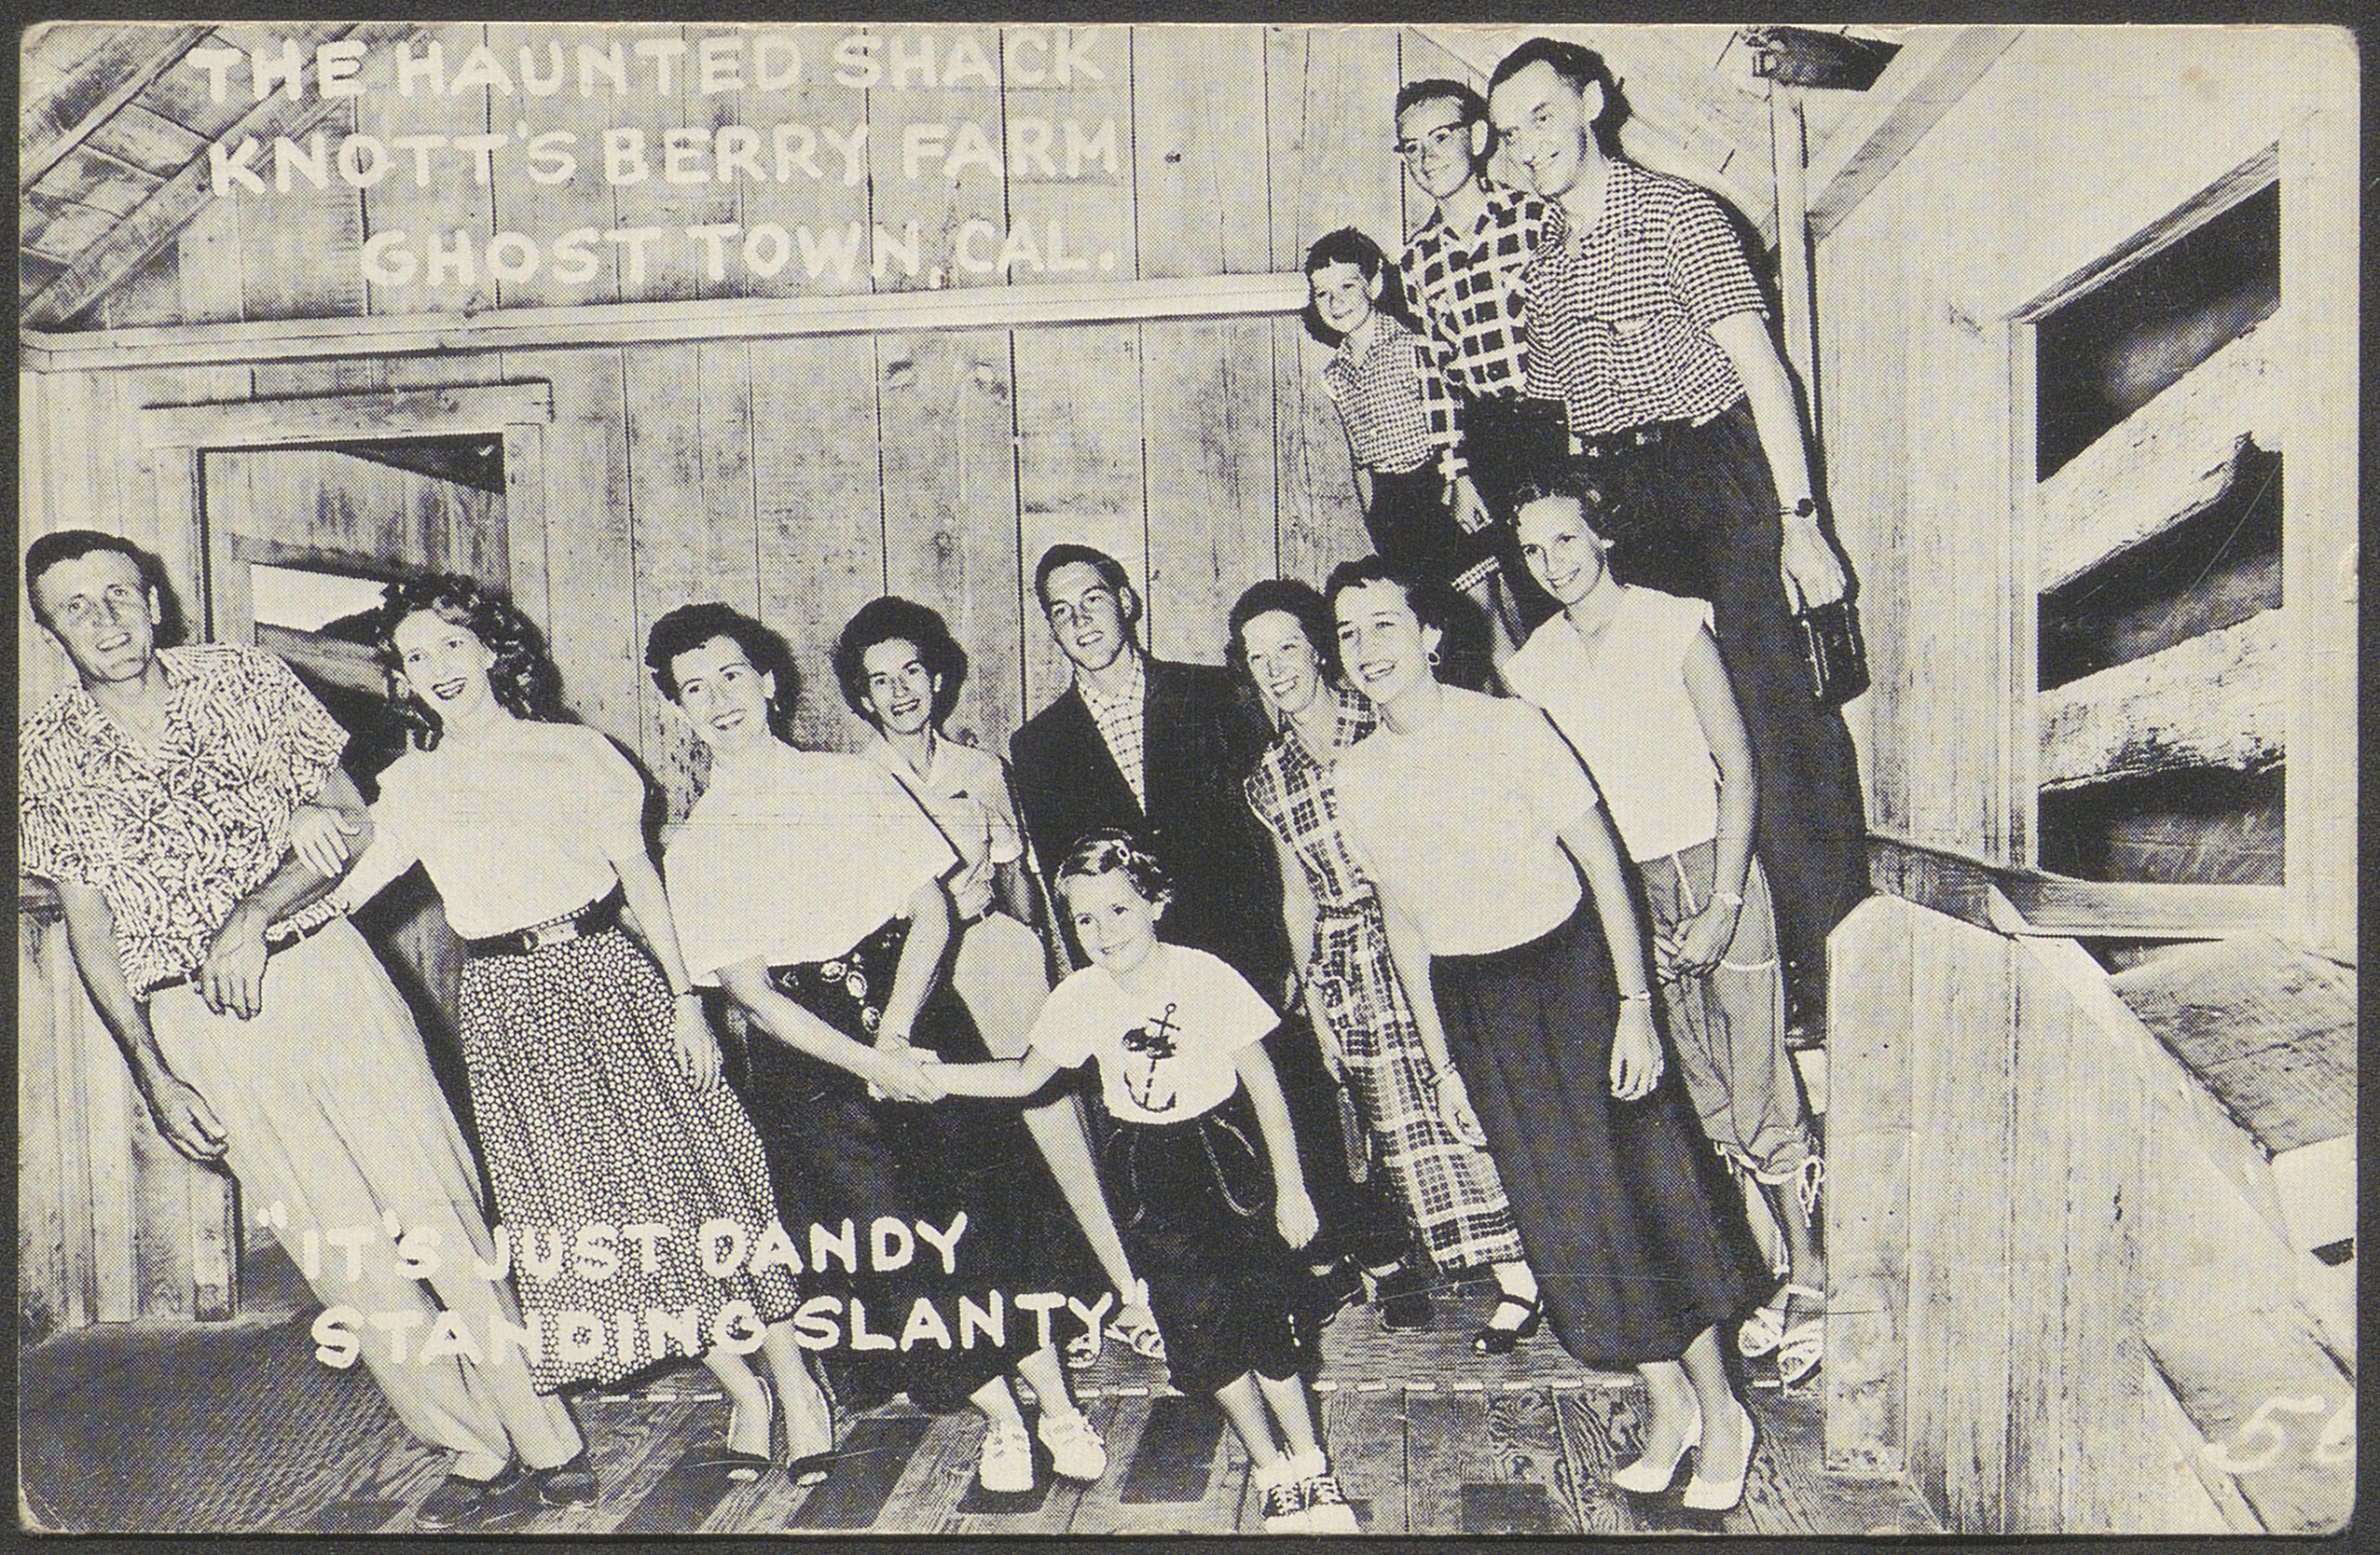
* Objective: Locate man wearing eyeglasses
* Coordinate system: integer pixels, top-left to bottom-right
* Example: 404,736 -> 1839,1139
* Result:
1394,77 -> 1565,630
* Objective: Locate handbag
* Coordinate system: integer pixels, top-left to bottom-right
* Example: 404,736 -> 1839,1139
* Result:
1786,581 -> 1870,708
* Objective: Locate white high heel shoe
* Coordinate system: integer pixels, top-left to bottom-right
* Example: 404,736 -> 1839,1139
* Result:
1612,1390 -> 1701,1493
1682,1396 -> 1756,1511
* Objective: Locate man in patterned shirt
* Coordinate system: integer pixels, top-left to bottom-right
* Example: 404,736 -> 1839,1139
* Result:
1394,76 -> 1567,628
1011,544 -> 1414,1312
20,530 -> 587,1530
1486,37 -> 1869,1038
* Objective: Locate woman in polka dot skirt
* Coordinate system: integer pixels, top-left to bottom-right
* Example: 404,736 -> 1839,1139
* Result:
322,575 -> 836,1490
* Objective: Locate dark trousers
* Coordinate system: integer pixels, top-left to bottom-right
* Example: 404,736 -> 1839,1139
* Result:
1590,401 -> 1871,987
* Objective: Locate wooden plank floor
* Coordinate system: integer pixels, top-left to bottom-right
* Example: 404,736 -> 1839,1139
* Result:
21,1276 -> 1941,1534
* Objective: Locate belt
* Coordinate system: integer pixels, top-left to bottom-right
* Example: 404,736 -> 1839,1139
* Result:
462,890 -> 623,957
1573,418 -> 1697,460
143,914 -> 339,997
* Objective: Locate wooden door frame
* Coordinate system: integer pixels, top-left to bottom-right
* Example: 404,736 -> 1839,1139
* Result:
139,381 -> 557,645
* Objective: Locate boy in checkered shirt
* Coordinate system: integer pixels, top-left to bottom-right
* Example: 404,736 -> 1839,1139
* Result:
1393,76 -> 1568,632
1303,226 -> 1511,685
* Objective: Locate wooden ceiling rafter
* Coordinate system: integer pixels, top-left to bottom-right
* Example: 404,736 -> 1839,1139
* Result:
21,21 -> 425,330
20,24 -> 212,193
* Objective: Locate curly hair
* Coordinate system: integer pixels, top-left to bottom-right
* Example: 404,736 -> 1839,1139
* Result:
831,596 -> 969,728
1226,578 -> 1341,693
1053,828 -> 1175,915
1323,554 -> 1458,640
370,573 -> 563,750
1506,466 -> 1632,547
643,600 -> 801,744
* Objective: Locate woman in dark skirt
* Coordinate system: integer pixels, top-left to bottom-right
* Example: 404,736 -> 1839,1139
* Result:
1325,557 -> 1762,1511
332,575 -> 831,1491
650,602 -> 1107,1497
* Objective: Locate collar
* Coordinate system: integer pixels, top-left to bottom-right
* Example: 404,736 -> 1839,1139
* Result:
1542,158 -> 1647,248
1332,313 -> 1407,374
861,728 -> 937,787
62,645 -> 196,754
1277,683 -> 1377,763
1075,650 -> 1146,720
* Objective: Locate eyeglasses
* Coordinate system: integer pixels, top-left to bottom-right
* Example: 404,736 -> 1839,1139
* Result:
1394,122 -> 1469,162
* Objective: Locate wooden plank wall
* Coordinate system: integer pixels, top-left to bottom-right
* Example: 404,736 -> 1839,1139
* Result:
35,25 -> 1458,819
14,25 -> 1440,1339
1825,896 -> 2352,1534
1812,27 -> 2350,885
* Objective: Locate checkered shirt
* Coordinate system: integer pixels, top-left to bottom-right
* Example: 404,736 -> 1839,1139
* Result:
1322,313 -> 1460,479
1520,158 -> 1768,437
1076,650 -> 1148,813
1398,178 -> 1551,407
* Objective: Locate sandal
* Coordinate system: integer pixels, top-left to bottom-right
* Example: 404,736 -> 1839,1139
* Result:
1738,1282 -> 1821,1359
1107,1304 -> 1167,1362
1472,1292 -> 1544,1355
1778,1309 -> 1823,1389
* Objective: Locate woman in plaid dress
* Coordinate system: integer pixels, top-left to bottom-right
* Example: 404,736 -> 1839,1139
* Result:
1230,580 -> 1541,1354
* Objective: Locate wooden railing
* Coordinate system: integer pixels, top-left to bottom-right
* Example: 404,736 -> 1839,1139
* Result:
1825,840 -> 2349,1534
19,877 -> 239,1342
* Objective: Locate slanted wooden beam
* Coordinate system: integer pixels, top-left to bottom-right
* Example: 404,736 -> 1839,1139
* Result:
25,271 -> 1313,373
2108,933 -> 2355,1156
141,382 -> 555,449
2039,325 -> 2280,590
1868,831 -> 2281,941
2038,610 -> 2287,790
21,22 -> 410,328
1806,27 -> 2020,245
19,23 -> 207,192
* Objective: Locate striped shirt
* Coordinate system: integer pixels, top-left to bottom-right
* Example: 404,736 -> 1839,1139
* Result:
1398,178 -> 1551,405
1322,313 -> 1459,478
20,643 -> 346,995
1520,158 -> 1768,437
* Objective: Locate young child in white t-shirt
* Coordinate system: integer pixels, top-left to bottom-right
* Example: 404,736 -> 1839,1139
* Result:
923,830 -> 1360,1534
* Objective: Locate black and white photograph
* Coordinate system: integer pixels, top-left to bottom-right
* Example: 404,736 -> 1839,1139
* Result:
12,18 -> 2359,1538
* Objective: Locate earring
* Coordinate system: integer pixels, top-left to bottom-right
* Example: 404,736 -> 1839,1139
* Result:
1425,647 -> 1442,667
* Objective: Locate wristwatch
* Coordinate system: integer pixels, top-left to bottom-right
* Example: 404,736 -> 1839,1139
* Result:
1782,496 -> 1819,519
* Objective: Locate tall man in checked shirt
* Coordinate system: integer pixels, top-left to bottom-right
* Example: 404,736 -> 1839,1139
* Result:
1486,38 -> 1870,1039
18,530 -> 588,1531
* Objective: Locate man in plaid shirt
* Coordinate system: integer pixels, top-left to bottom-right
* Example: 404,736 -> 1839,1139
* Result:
1486,36 -> 1870,1043
1394,76 -> 1566,629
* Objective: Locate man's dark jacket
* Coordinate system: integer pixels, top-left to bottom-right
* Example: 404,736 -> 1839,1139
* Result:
1010,654 -> 1290,993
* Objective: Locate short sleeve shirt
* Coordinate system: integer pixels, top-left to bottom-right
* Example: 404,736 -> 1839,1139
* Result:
19,643 -> 346,994
1398,178 -> 1551,402
1322,313 -> 1457,476
1506,589 -> 1720,863
347,719 -> 645,941
667,738 -> 957,984
1520,159 -> 1768,436
1332,686 -> 1600,956
1029,943 -> 1278,1124
864,734 -> 1024,922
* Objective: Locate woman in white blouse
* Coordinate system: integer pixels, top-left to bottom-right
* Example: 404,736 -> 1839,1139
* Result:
329,575 -> 833,1489
1325,557 -> 1763,1512
652,602 -> 1107,1498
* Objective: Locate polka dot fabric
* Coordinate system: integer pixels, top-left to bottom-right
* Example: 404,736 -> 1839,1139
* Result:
456,928 -> 799,1393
